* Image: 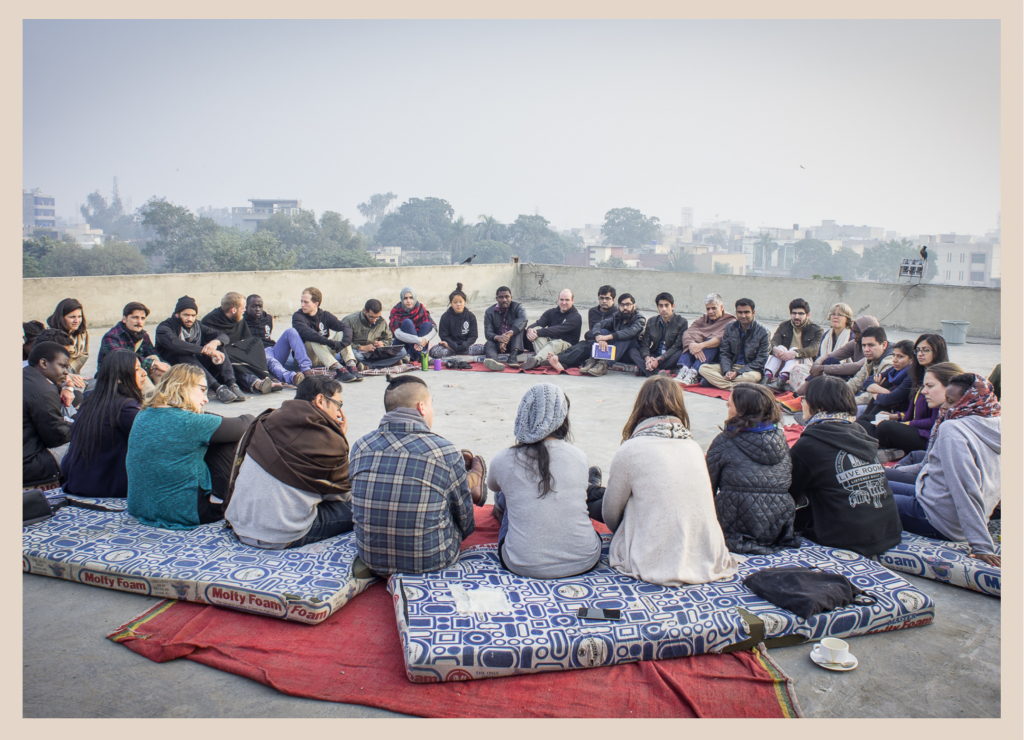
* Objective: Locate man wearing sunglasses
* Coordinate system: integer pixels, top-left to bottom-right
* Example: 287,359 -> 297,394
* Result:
224,375 -> 355,550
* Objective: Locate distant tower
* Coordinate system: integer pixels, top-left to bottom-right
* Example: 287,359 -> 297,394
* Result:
680,207 -> 693,229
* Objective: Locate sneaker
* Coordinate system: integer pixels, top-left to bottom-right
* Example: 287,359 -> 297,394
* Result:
876,448 -> 906,464
291,372 -> 305,387
766,376 -> 788,393
228,383 -> 247,401
483,358 -> 506,372
588,466 -> 602,488
345,364 -> 365,382
521,356 -> 540,371
587,361 -> 608,377
336,367 -> 361,383
253,377 -> 274,395
215,385 -> 238,404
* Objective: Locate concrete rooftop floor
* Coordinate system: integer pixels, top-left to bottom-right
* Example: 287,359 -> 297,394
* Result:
23,299 -> 1002,718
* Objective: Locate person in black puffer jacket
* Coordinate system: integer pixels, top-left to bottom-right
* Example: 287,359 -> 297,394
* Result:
706,383 -> 799,555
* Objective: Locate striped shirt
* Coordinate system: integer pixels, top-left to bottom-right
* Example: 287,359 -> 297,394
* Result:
350,408 -> 475,576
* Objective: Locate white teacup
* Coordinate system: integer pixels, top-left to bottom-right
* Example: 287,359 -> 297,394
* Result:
813,637 -> 850,663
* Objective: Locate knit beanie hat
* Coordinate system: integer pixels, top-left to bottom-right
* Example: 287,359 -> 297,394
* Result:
175,295 -> 199,314
514,383 -> 569,444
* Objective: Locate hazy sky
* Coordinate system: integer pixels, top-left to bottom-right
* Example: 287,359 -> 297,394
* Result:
23,19 -> 1000,236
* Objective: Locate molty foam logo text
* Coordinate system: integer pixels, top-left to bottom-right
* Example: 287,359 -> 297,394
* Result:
78,570 -> 151,595
205,585 -> 286,617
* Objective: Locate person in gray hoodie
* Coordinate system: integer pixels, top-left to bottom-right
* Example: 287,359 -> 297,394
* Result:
886,373 -> 1001,566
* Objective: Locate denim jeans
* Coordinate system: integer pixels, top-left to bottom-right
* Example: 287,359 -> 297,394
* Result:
677,346 -> 718,372
268,328 -> 312,380
289,499 -> 355,547
394,318 -> 436,360
890,481 -> 951,540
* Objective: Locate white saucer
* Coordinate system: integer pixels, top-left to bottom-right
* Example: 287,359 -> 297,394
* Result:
810,648 -> 858,671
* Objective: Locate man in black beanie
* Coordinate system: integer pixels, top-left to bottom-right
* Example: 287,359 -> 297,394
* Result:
155,295 -> 245,403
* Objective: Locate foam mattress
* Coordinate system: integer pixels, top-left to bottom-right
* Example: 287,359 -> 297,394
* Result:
877,520 -> 1002,597
388,535 -> 936,683
23,497 -> 376,624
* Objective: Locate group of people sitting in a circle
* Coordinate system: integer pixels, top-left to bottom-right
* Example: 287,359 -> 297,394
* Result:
22,280 -> 1001,588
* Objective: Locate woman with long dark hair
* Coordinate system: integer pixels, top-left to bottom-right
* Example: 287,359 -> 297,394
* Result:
46,298 -> 89,375
61,350 -> 146,498
875,335 -> 951,455
486,384 -> 602,578
597,376 -> 737,586
706,383 -> 798,554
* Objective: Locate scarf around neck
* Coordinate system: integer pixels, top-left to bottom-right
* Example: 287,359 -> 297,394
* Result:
121,321 -> 146,345
932,376 -> 1001,438
804,412 -> 856,427
390,299 -> 430,333
631,415 -> 692,440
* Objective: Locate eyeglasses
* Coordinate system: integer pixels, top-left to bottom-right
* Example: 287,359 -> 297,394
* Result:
322,395 -> 343,410
915,347 -> 933,354
790,312 -> 806,317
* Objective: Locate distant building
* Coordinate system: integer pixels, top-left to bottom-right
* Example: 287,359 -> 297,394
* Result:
370,246 -> 401,265
680,207 -> 693,229
231,199 -> 302,231
929,241 -> 999,288
57,223 -> 110,249
23,188 -> 57,236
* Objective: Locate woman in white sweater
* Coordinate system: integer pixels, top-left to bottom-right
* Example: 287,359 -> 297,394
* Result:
599,376 -> 738,586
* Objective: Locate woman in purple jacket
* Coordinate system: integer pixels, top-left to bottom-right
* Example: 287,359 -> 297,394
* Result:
874,334 -> 949,454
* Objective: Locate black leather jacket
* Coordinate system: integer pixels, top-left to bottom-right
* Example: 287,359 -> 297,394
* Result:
719,320 -> 771,374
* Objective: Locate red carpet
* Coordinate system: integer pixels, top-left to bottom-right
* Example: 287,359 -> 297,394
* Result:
108,508 -> 800,718
774,391 -> 803,412
783,423 -> 804,447
681,384 -> 732,400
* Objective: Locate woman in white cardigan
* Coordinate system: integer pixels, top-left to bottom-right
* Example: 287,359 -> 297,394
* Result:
597,376 -> 738,587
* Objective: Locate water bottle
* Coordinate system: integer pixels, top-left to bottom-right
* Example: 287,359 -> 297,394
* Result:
421,354 -> 429,371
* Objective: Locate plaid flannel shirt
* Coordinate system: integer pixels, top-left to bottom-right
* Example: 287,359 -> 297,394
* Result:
350,412 -> 475,576
98,323 -> 160,372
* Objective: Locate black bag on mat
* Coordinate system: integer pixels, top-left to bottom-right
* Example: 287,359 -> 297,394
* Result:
743,566 -> 877,619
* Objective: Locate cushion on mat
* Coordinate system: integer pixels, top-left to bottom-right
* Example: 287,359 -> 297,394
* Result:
23,499 -> 376,624
387,536 -> 935,683
681,384 -> 732,400
877,520 -> 1002,597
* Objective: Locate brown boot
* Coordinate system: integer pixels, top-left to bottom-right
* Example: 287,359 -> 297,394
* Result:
464,454 -> 488,506
587,361 -> 609,377
580,358 -> 597,374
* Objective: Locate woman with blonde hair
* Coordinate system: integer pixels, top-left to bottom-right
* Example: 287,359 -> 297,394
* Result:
593,376 -> 737,586
127,364 -> 254,529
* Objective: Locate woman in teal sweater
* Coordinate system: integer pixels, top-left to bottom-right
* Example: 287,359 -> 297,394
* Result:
127,364 -> 253,529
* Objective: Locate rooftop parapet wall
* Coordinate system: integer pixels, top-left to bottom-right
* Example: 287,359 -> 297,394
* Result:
515,265 -> 1002,339
23,262 -> 1000,339
23,264 -> 520,327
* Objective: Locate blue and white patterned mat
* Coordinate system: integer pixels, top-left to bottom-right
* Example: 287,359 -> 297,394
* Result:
877,520 -> 1002,597
388,536 -> 935,683
23,497 -> 376,624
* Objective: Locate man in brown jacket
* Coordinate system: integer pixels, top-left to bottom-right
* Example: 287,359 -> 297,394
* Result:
224,375 -> 353,549
761,298 -> 824,392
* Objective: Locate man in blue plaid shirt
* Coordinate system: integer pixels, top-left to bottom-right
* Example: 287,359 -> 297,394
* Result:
351,375 -> 486,576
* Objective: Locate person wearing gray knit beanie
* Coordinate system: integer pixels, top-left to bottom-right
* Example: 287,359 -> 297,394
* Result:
488,384 -> 603,579
514,383 -> 569,444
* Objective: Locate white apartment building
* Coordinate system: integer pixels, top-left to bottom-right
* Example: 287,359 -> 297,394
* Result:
231,199 -> 302,231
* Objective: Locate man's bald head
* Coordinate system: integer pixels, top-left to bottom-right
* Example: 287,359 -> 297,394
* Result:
384,375 -> 432,412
